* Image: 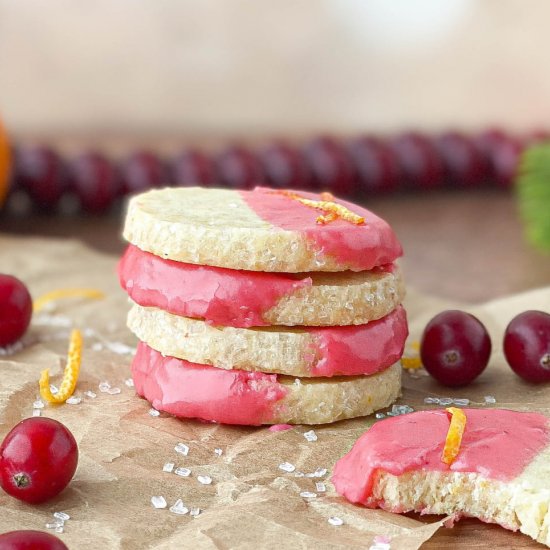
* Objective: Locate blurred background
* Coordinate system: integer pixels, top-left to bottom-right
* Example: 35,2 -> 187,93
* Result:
0,0 -> 549,302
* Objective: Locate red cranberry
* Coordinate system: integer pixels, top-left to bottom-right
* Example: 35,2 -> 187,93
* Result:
0,275 -> 32,348
390,132 -> 444,190
503,310 -> 550,383
216,146 -> 264,190
0,530 -> 68,550
120,150 -> 167,195
434,131 -> 487,186
0,418 -> 78,504
420,310 -> 491,387
259,142 -> 311,189
68,151 -> 120,213
474,129 -> 522,188
347,136 -> 399,193
303,136 -> 356,195
171,149 -> 215,187
523,130 -> 550,146
14,146 -> 67,212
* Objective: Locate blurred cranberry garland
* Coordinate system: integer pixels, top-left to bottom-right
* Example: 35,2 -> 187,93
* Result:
4,129 -> 548,215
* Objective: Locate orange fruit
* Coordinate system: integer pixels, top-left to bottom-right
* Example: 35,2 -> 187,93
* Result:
0,120 -> 12,207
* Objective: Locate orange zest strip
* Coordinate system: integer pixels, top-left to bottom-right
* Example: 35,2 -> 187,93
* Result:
400,356 -> 423,370
39,329 -> 82,404
277,190 -> 365,225
441,407 -> 467,465
33,288 -> 105,312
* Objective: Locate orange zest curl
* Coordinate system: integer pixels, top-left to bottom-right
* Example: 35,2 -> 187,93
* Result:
33,288 -> 105,312
441,407 -> 467,465
277,190 -> 365,225
39,329 -> 82,403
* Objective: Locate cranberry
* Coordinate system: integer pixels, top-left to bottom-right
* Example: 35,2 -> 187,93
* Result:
0,275 -> 32,348
474,129 -> 522,188
216,146 -> 264,189
503,311 -> 550,383
347,136 -> 399,193
14,146 -> 67,212
68,151 -> 120,213
434,132 -> 486,186
303,136 -> 356,195
420,310 -> 491,387
171,149 -> 215,187
390,132 -> 444,190
120,150 -> 167,195
0,418 -> 78,504
524,130 -> 550,146
0,531 -> 68,550
259,142 -> 311,189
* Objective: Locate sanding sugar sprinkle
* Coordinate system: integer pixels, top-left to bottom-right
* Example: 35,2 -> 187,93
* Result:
149,408 -> 160,417
151,496 -> 167,509
303,430 -> 318,442
98,381 -> 111,393
169,499 -> 189,515
53,512 -> 70,521
315,482 -> 326,492
214,448 -> 223,456
175,442 -> 189,456
306,468 -> 327,478
197,475 -> 212,485
174,467 -> 191,477
163,462 -> 175,473
278,462 -> 296,473
54,526 -> 64,534
438,397 -> 453,406
484,395 -> 496,404
66,396 -> 82,405
424,397 -> 440,404
45,521 -> 64,530
50,384 -> 59,394
190,507 -> 201,517
107,387 -> 121,395
452,398 -> 470,407
125,378 -> 135,388
32,409 -> 41,417
328,516 -> 344,526
33,399 -> 45,409
375,412 -> 386,419
294,471 -> 305,478
299,491 -> 317,499
84,390 -> 97,399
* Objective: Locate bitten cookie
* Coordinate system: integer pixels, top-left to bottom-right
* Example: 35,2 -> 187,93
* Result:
132,342 -> 402,425
127,302 -> 408,377
122,187 -> 402,272
119,244 -> 405,327
332,409 -> 550,548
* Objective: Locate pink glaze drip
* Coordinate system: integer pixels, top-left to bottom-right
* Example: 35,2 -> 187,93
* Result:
118,244 -> 311,327
240,187 -> 402,271
131,342 -> 288,425
332,409 -> 550,507
308,305 -> 408,377
269,424 -> 293,432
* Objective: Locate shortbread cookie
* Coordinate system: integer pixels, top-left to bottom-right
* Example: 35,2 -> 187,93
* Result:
132,342 -> 402,425
119,245 -> 405,327
333,409 -> 550,548
127,303 -> 408,377
123,187 -> 402,272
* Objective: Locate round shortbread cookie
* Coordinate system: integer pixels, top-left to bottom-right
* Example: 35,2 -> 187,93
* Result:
127,302 -> 408,377
132,342 -> 402,425
123,187 -> 402,272
119,245 -> 405,327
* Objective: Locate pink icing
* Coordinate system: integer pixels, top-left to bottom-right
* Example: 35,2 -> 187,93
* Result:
131,342 -> 288,425
240,187 -> 403,271
332,409 -> 550,507
308,305 -> 408,377
269,424 -> 293,432
118,244 -> 311,327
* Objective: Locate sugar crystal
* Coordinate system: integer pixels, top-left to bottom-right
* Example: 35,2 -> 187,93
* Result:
46,521 -> 63,529
151,495 -> 167,509
328,516 -> 344,526
423,397 -> 440,404
174,467 -> 191,477
66,396 -> 81,405
84,390 -> 97,399
299,491 -> 317,498
98,381 -> 111,393
197,475 -> 212,485
53,512 -> 70,521
303,430 -> 318,442
315,482 -> 326,492
54,526 -> 64,534
484,395 -> 496,404
107,387 -> 121,395
391,404 -> 414,415
438,397 -> 453,406
214,448 -> 223,456
278,462 -> 295,473
50,384 -> 59,394
33,399 -> 45,409
175,442 -> 189,456
163,462 -> 175,473
125,378 -> 135,388
306,468 -> 327,478
149,408 -> 160,417
190,507 -> 201,517
375,413 -> 385,419
452,398 -> 470,407
32,409 -> 41,417
294,471 -> 305,478
169,499 -> 189,515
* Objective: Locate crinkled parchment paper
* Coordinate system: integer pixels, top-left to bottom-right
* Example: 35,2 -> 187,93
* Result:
0,236 -> 549,550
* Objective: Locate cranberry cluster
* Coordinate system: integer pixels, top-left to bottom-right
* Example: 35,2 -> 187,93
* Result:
6,129 -> 546,215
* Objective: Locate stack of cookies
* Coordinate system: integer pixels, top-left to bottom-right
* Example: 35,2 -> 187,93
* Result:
118,186 -> 407,425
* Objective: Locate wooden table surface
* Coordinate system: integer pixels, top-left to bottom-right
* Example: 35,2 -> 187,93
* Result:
1,188 -> 549,549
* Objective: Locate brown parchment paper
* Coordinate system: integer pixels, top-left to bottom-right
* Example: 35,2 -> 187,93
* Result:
0,235 -> 549,550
